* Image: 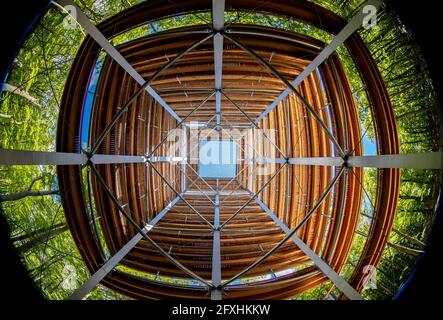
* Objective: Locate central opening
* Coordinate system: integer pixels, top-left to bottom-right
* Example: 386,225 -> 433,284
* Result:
198,140 -> 237,179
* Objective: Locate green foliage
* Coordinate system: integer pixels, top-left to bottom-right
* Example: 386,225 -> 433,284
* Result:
360,6 -> 440,154
225,11 -> 332,43
0,165 -> 85,299
86,284 -> 132,300
0,0 -> 440,300
111,12 -> 212,46
305,1 -> 441,300
73,0 -> 140,24
0,7 -> 84,152
292,281 -> 333,300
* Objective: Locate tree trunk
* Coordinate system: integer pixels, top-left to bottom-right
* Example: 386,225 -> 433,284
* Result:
396,107 -> 435,120
0,189 -> 59,202
402,178 -> 431,185
356,230 -> 424,257
17,224 -> 69,254
387,242 -> 424,257
11,222 -> 66,242
392,228 -> 426,249
0,83 -> 40,106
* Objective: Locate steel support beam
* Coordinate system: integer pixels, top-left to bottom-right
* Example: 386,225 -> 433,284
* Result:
221,167 -> 344,287
90,154 -> 146,164
252,153 -> 443,169
221,91 -> 287,158
185,161 -> 217,194
147,91 -> 215,159
0,149 -> 147,166
289,157 -> 344,166
220,163 -> 286,229
54,0 -> 182,123
149,156 -> 186,163
68,194 -> 182,300
283,99 -> 291,225
214,43 -> 222,129
348,152 -> 443,169
211,182 -> 222,300
176,163 -> 217,206
223,33 -> 345,157
182,126 -> 187,192
90,33 -> 212,153
212,0 -> 225,31
0,149 -> 87,165
254,0 -> 383,124
213,0 -> 225,129
253,195 -> 363,300
252,157 -> 344,166
91,164 -> 212,287
147,160 -> 215,229
3,150 -> 440,169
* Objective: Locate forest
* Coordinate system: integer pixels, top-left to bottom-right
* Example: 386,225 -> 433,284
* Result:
0,0 -> 440,300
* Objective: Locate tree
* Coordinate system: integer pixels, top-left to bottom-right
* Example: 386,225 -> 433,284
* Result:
0,174 -> 59,202
0,0 -> 440,301
16,224 -> 68,254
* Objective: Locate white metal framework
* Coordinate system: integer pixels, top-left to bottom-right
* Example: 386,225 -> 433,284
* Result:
0,0 -> 441,301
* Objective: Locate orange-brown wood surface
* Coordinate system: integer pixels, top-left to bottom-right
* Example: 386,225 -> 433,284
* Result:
56,0 -> 398,299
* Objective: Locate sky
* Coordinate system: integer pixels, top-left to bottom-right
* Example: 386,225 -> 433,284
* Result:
363,135 -> 377,155
198,140 -> 237,179
81,61 -> 103,150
